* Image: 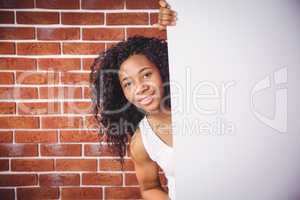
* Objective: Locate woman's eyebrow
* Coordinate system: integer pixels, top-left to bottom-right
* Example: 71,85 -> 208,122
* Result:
121,66 -> 152,82
138,66 -> 151,74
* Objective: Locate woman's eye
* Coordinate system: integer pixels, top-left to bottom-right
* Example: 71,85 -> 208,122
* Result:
124,82 -> 131,88
144,72 -> 152,78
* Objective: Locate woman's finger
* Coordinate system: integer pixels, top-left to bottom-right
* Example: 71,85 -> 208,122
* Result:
160,20 -> 172,26
159,0 -> 170,8
152,23 -> 166,31
160,19 -> 177,26
158,12 -> 174,20
159,7 -> 173,15
159,14 -> 177,21
153,23 -> 166,31
158,24 -> 167,31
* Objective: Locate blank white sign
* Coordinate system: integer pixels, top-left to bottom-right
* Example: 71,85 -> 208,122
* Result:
167,1 -> 300,199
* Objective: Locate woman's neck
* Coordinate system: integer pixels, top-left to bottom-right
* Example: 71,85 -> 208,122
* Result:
146,107 -> 172,124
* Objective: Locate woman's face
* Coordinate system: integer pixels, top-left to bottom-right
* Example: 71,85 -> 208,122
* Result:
118,54 -> 164,113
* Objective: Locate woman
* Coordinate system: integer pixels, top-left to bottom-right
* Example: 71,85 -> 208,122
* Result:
90,1 -> 177,199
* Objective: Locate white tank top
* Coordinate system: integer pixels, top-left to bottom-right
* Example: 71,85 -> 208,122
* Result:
138,116 -> 175,200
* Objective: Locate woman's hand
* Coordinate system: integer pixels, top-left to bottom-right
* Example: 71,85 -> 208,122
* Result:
154,0 -> 177,31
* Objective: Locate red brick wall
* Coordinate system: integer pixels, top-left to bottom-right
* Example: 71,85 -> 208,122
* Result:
0,0 -> 167,199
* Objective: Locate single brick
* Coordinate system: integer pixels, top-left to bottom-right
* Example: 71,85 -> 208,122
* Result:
17,42 -> 60,55
61,187 -> 102,199
36,0 -> 79,9
0,144 -> 38,157
0,131 -> 13,143
62,42 -> 105,55
60,130 -> 100,143
82,173 -> 122,186
39,173 -> 80,186
0,188 -> 14,200
84,144 -> 119,157
41,116 -> 83,129
17,187 -> 59,200
0,0 -> 34,8
106,12 -> 148,25
0,159 -> 9,171
0,174 -> 37,186
38,58 -> 81,71
37,28 -> 80,40
0,57 -> 36,70
39,86 -> 82,99
0,72 -> 14,84
15,130 -> 57,143
82,0 -> 124,9
0,42 -> 15,54
56,159 -> 97,171
17,11 -> 59,24
82,28 -> 124,40
18,88 -> 38,99
126,0 -> 159,9
40,144 -> 82,156
150,12 -> 159,25
0,102 -> 15,114
105,187 -> 141,199
17,102 -> 61,115
62,12 -> 104,25
16,72 -> 59,85
11,159 -> 54,171
0,87 -> 38,99
63,101 -> 92,114
0,117 -> 39,129
61,72 -> 90,85
0,27 -> 35,40
0,11 -> 14,24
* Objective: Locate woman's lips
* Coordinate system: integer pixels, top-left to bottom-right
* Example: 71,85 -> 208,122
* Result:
137,91 -> 155,106
139,94 -> 154,105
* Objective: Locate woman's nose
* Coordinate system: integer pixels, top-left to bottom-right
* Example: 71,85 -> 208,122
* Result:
136,83 -> 149,95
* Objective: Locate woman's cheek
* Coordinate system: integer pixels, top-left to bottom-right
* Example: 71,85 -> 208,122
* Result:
124,91 -> 135,104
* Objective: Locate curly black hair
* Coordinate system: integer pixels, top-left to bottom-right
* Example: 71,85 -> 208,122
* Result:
90,35 -> 171,168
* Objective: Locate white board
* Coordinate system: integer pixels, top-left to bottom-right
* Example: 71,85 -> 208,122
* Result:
167,1 -> 300,199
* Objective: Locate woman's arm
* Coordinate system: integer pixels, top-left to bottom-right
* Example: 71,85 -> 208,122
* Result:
142,187 -> 171,200
130,128 -> 171,200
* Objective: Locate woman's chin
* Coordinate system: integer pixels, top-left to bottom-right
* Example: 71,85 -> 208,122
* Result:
142,102 -> 163,114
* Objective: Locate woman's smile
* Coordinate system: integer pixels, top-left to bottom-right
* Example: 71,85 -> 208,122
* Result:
138,93 -> 155,106
136,89 -> 156,105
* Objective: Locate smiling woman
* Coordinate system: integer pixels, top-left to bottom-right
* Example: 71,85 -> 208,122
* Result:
90,36 -> 174,200
89,0 -> 177,198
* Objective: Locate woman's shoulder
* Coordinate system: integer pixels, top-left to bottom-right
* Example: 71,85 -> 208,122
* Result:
129,127 -> 151,163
